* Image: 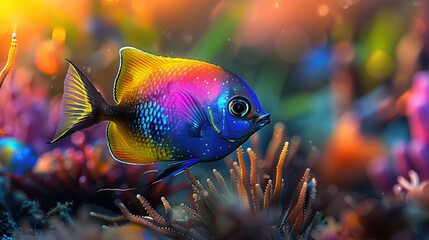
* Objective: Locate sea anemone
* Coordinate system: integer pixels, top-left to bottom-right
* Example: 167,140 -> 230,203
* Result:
91,123 -> 319,239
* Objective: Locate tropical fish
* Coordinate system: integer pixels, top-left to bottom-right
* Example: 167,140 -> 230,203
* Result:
50,47 -> 270,182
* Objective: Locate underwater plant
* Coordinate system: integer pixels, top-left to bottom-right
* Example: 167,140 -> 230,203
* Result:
5,136 -> 178,214
91,123 -> 319,239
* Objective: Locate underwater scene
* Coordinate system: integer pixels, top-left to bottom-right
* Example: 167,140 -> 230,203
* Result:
0,0 -> 428,239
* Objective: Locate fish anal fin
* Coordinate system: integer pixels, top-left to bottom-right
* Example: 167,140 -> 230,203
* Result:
107,122 -> 154,164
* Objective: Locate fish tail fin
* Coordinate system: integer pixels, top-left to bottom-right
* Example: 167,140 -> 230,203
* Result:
50,60 -> 109,143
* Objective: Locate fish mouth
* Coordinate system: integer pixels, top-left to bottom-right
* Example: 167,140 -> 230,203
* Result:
255,113 -> 271,127
215,113 -> 271,143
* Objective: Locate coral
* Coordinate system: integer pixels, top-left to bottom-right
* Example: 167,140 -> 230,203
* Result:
91,127 -> 319,239
0,65 -> 106,154
0,174 -> 77,238
318,112 -> 386,188
313,198 -> 411,240
394,170 -> 429,210
368,72 -> 429,193
0,31 -> 17,88
40,207 -> 146,240
1,171 -> 154,240
392,72 -> 429,180
0,65 -> 58,153
385,72 -> 429,182
6,139 -> 179,215
314,170 -> 429,239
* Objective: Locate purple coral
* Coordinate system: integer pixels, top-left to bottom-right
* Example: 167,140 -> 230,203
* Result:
369,72 -> 429,190
408,72 -> 429,144
0,66 -> 105,154
394,72 -> 429,180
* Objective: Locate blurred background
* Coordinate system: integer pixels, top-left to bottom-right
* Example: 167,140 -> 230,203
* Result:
1,0 -> 429,238
1,0 -> 427,181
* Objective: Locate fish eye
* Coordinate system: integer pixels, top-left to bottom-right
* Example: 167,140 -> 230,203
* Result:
228,97 -> 250,118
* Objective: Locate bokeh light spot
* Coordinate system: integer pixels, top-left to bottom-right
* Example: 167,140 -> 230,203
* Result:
131,0 -> 146,13
274,2 -> 279,8
52,27 -> 66,44
0,21 -> 10,35
414,17 -> 426,35
275,29 -> 311,62
318,4 -> 330,17
366,50 -> 393,80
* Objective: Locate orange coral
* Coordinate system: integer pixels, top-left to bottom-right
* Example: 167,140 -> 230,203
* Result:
91,124 -> 319,239
319,113 -> 387,187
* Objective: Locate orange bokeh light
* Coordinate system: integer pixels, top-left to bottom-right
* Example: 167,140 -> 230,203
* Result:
318,4 -> 330,17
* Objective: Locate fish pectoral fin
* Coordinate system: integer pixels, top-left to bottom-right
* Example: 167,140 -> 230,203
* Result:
147,158 -> 200,185
172,89 -> 211,138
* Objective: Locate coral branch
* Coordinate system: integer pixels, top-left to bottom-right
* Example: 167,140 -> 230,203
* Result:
91,138 -> 317,239
206,178 -> 220,200
89,211 -> 125,223
264,123 -> 285,169
136,194 -> 166,225
273,142 -> 289,204
394,170 -> 429,210
213,169 -> 230,196
263,179 -> 273,211
247,147 -> 258,212
0,31 -> 17,88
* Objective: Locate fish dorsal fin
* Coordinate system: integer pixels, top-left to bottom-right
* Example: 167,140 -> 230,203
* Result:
113,47 -> 171,103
